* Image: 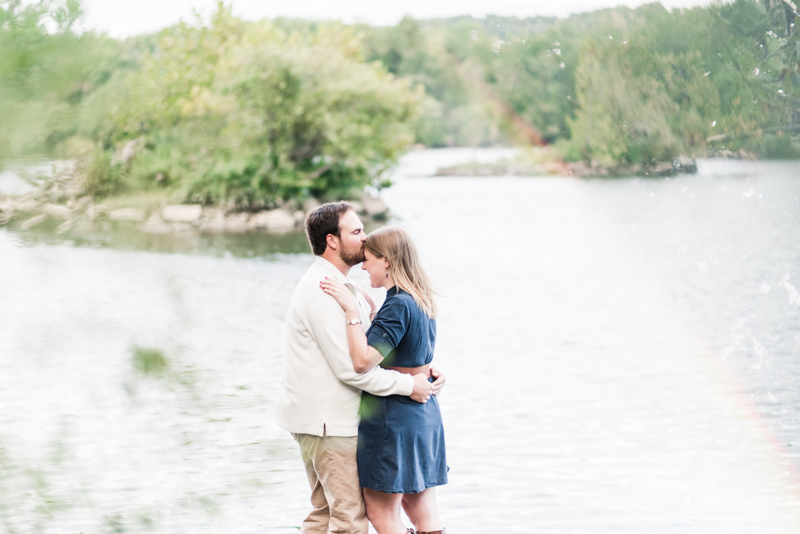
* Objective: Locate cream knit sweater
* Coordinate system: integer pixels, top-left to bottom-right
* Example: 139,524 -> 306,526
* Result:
276,257 -> 414,437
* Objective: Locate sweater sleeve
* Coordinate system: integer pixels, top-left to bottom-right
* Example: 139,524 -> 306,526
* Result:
305,292 -> 414,397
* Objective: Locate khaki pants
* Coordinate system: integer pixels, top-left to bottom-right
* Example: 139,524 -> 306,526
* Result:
292,433 -> 368,534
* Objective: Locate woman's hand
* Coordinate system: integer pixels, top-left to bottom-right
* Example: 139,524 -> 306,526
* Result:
430,367 -> 446,396
320,277 -> 359,313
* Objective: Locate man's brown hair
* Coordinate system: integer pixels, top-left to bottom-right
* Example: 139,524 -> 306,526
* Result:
305,201 -> 354,256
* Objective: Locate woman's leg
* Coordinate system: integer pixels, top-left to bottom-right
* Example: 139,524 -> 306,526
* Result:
401,488 -> 443,533
363,488 -> 407,534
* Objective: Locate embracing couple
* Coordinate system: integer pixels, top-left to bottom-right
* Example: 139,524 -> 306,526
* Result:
276,201 -> 448,534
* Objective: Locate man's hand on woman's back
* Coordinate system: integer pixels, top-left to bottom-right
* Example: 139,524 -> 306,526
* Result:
410,373 -> 434,403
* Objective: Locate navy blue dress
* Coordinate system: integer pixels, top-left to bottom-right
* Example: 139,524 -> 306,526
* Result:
358,286 -> 448,493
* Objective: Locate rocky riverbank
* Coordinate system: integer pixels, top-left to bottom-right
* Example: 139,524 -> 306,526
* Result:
0,192 -> 389,236
0,159 -> 391,236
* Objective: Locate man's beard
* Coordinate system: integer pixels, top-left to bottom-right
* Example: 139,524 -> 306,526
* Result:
339,242 -> 365,267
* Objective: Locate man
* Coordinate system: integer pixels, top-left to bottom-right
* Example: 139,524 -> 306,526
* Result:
276,201 -> 444,534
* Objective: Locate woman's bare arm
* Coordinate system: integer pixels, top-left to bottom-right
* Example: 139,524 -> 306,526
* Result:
343,313 -> 385,373
320,278 -> 384,373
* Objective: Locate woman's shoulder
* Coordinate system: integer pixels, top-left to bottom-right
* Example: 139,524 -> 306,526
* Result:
391,289 -> 431,318
382,290 -> 413,311
376,289 -> 413,316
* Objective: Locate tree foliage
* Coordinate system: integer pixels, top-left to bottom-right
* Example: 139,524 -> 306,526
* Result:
2,0 -> 799,191
0,0 -> 125,160
359,1 -> 800,161
562,2 -> 799,163
76,5 -> 420,205
2,2 -> 420,205
360,17 -> 506,147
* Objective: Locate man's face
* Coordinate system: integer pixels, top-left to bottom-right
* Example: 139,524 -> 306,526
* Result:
336,209 -> 366,266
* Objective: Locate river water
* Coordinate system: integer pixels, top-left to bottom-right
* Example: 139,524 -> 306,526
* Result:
1,149 -> 799,533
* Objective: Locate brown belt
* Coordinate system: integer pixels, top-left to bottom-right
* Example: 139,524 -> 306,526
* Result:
382,364 -> 430,376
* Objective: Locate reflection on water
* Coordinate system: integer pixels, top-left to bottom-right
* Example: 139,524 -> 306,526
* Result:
13,212 -> 395,259
1,150 -> 799,533
584,159 -> 800,452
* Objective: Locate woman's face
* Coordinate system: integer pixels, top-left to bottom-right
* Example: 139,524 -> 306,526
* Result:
361,249 -> 388,288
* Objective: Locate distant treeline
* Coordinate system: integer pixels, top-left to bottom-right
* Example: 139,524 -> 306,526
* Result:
1,0 -> 798,205
360,2 -> 800,163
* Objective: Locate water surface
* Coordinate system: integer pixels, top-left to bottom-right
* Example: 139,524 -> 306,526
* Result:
1,150 -> 799,533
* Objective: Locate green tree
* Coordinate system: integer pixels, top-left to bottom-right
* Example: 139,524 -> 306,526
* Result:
362,17 -> 494,147
75,4 -> 420,206
0,0 -> 124,161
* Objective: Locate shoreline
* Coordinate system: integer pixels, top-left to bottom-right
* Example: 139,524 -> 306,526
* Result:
0,147 -> 776,238
0,194 -> 389,236
434,155 -> 703,178
432,148 -> 764,178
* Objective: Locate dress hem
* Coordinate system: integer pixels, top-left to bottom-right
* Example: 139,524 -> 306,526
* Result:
360,479 -> 447,494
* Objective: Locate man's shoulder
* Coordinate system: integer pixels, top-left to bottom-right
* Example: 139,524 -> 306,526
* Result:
289,261 -> 339,314
288,262 -> 322,306
296,260 -> 329,290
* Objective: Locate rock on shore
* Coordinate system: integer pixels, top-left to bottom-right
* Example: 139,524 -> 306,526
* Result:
110,208 -> 146,222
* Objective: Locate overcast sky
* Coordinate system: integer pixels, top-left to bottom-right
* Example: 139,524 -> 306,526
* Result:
81,0 -> 712,38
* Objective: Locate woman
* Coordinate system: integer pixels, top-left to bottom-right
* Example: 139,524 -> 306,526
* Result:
320,226 -> 447,534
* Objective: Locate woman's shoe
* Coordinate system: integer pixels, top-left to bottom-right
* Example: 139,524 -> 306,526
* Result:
417,530 -> 446,534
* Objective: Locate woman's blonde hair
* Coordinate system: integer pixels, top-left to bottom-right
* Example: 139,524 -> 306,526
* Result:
365,226 -> 438,318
